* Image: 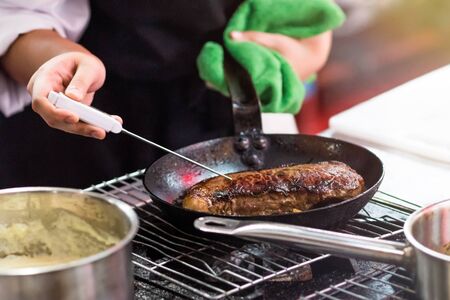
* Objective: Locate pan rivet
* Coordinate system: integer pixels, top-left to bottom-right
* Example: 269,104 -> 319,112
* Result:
243,152 -> 262,167
235,136 -> 250,151
253,136 -> 268,150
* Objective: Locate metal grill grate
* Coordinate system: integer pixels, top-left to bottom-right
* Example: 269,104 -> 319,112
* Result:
302,264 -> 416,300
85,170 -> 418,300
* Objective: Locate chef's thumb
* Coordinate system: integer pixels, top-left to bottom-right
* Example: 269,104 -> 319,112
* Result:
65,63 -> 98,102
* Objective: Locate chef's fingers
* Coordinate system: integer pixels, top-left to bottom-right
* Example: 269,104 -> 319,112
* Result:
62,122 -> 106,139
230,31 -> 332,81
112,115 -> 123,124
30,72 -> 79,126
31,91 -> 106,139
32,95 -> 75,124
65,57 -> 105,104
230,31 -> 291,53
31,97 -> 102,139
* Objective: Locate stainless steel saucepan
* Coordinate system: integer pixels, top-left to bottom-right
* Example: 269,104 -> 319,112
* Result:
0,187 -> 139,300
195,199 -> 450,300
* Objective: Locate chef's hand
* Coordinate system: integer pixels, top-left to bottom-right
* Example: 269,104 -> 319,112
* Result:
230,31 -> 332,80
27,51 -> 118,140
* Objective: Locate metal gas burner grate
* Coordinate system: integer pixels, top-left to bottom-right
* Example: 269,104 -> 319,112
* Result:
302,264 -> 415,300
85,170 -> 419,300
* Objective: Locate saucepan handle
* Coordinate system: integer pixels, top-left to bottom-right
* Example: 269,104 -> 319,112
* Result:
194,217 -> 412,266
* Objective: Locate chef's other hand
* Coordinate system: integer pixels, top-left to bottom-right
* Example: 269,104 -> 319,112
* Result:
230,31 -> 332,81
27,51 -> 110,139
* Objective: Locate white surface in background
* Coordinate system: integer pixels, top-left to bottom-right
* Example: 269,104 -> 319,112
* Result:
328,65 -> 450,207
261,113 -> 299,134
330,64 -> 450,164
331,133 -> 450,207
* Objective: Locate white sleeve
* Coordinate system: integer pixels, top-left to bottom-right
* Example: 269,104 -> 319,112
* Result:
0,0 -> 90,117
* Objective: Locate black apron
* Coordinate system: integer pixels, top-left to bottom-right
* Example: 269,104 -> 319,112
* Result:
0,0 -> 240,188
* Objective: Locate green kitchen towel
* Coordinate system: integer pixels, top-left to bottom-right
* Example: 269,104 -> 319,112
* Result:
197,0 -> 345,113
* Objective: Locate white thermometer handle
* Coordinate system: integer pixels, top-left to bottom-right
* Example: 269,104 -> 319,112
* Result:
47,91 -> 122,133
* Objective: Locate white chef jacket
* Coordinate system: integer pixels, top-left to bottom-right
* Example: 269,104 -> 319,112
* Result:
0,0 -> 89,116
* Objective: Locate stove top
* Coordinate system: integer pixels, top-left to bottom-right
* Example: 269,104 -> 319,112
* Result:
86,169 -> 417,300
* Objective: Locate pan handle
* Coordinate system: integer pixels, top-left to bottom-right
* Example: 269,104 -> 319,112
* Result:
194,217 -> 413,266
224,51 -> 263,135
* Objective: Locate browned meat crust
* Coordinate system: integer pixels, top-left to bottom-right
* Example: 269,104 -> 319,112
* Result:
183,161 -> 365,216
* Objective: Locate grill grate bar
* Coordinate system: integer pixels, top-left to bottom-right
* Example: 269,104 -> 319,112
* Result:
392,288 -> 414,299
132,253 -> 229,295
129,176 -> 144,184
221,270 -> 253,283
371,266 -> 413,282
137,222 -> 290,275
329,286 -> 371,300
364,215 -> 405,229
345,279 -> 403,300
132,260 -> 225,299
371,197 -> 417,215
339,217 -> 405,240
374,229 -> 404,240
303,264 -> 415,299
341,223 -> 385,237
134,230 -> 265,279
381,215 -> 409,225
349,218 -> 401,232
132,240 -> 242,288
358,273 -> 415,294
137,216 -> 213,249
312,291 -> 341,300
136,223 -> 276,276
375,191 -> 420,209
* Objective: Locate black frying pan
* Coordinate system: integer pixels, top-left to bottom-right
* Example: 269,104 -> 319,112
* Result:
143,53 -> 384,229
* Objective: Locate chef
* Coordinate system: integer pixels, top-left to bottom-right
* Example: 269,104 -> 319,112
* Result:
0,0 -> 344,188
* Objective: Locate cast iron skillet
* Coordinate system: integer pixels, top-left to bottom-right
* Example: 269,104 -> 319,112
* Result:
144,53 -> 384,229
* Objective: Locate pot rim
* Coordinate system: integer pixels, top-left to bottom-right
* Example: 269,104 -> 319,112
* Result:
404,198 -> 450,263
0,187 -> 139,276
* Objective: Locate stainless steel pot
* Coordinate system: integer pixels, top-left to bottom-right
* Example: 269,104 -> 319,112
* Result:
0,187 -> 139,300
195,199 -> 450,300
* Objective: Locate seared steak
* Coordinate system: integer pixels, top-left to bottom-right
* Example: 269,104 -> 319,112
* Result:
183,161 -> 365,216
